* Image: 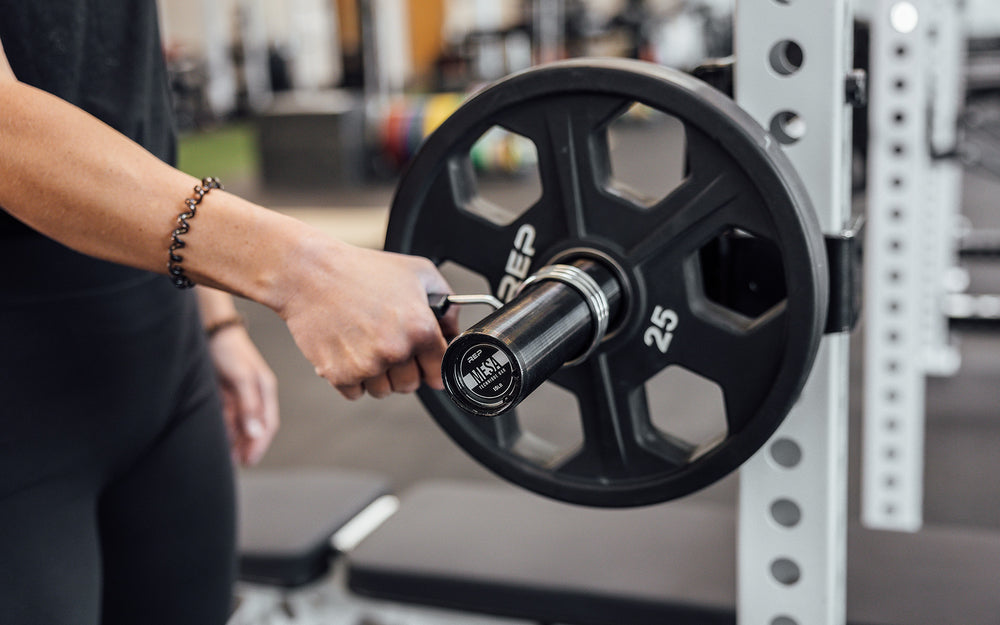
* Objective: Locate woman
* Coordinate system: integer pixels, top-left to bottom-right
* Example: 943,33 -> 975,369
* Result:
0,1 -> 457,623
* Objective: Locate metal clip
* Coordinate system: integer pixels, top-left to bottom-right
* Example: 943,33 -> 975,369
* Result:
428,293 -> 504,319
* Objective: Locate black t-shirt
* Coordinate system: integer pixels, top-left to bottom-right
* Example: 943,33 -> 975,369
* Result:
0,0 -> 177,295
0,0 -> 176,234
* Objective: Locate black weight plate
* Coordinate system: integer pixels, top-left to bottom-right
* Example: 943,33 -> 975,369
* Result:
386,58 -> 827,507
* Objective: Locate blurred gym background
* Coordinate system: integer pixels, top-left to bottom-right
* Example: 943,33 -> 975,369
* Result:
159,0 -> 1000,529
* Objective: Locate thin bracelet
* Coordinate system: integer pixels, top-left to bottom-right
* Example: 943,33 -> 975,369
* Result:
205,315 -> 247,338
168,177 -> 223,289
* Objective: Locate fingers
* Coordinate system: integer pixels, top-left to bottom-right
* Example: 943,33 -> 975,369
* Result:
336,383 -> 365,401
361,374 -> 392,398
227,369 -> 279,467
299,251 -> 458,400
387,358 -> 422,393
438,303 -> 461,342
353,358 -> 422,399
330,304 -> 451,399
416,338 -> 448,391
240,371 -> 279,466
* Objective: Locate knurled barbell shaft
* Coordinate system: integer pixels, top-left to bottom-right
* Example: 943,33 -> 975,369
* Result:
441,258 -> 623,417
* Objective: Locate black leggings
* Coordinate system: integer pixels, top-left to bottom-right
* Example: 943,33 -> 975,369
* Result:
0,268 -> 235,624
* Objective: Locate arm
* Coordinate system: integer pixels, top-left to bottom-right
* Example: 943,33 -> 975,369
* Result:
0,38 -> 458,399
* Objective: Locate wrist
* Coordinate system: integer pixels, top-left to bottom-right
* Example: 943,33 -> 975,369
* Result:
205,314 -> 247,339
179,191 -> 317,311
265,223 -> 352,318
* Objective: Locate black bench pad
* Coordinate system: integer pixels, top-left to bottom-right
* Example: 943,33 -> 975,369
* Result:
238,469 -> 390,587
347,480 -> 1000,625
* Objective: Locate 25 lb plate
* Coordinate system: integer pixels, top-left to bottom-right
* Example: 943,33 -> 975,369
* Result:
386,58 -> 828,507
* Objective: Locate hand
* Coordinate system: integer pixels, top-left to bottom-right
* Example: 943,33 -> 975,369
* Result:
275,236 -> 460,400
206,324 -> 280,466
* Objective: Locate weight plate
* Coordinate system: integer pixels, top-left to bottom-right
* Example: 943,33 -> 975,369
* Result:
386,58 -> 828,507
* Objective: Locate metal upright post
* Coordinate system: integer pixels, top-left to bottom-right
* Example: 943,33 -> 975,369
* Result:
862,0 -> 965,532
922,0 -> 964,376
735,0 -> 854,624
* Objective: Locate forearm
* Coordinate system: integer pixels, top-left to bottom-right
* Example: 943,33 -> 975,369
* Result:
0,77 -> 321,310
0,37 -> 456,400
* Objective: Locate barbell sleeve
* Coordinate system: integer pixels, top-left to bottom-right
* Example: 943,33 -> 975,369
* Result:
441,258 -> 623,417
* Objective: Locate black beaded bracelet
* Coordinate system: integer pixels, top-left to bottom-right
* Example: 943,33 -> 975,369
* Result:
168,177 -> 223,289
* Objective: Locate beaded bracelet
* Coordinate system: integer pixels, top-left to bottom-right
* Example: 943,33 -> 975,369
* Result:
168,177 -> 223,289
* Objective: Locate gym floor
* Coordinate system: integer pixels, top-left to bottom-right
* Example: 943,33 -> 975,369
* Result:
223,111 -> 1000,533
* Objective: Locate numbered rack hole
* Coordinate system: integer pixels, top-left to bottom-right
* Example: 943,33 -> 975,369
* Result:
646,367 -> 726,453
601,102 -> 688,209
457,125 -> 542,227
698,227 -> 787,322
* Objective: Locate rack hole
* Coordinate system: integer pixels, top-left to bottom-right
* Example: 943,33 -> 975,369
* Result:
769,40 -> 804,76
771,558 -> 801,585
771,499 -> 802,528
770,111 -> 806,145
770,438 -> 802,468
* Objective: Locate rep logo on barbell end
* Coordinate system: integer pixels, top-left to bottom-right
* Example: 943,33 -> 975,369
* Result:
457,344 -> 516,405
